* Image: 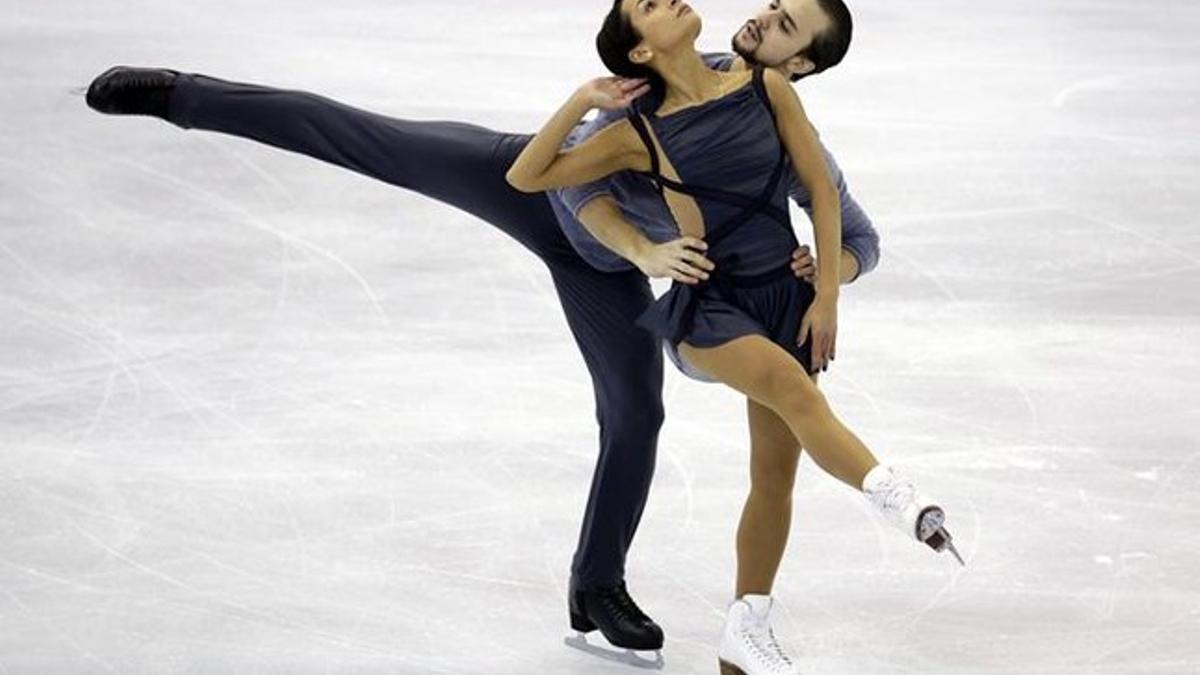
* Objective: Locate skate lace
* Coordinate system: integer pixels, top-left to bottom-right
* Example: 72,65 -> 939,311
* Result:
114,70 -> 172,91
873,474 -> 915,515
601,582 -> 650,625
741,618 -> 794,671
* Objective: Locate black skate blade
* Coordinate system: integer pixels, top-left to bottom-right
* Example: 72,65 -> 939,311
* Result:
923,527 -> 966,567
564,633 -> 665,670
924,528 -> 948,550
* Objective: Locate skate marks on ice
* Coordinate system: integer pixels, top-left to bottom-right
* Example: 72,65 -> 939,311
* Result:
5,0 -> 1200,671
564,632 -> 665,670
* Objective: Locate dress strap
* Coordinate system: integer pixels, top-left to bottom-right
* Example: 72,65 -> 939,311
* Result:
750,66 -> 779,127
704,69 -> 793,245
625,109 -> 664,196
626,71 -> 795,247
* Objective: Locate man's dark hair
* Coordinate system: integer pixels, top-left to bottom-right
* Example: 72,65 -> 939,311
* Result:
596,0 -> 665,97
791,0 -> 853,82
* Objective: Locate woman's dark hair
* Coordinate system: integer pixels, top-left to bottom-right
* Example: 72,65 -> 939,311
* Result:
793,0 -> 854,82
596,0 -> 665,98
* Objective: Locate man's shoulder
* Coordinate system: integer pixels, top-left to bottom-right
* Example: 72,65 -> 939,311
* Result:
563,109 -> 627,148
701,51 -> 738,71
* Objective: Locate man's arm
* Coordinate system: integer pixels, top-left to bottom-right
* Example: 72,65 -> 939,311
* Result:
790,246 -> 860,286
791,147 -> 882,284
835,187 -> 879,283
840,249 -> 862,283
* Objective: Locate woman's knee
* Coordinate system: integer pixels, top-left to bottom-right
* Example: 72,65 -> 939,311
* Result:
762,370 -> 828,422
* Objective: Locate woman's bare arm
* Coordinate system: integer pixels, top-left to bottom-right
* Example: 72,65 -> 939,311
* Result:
763,68 -> 842,369
506,77 -> 651,193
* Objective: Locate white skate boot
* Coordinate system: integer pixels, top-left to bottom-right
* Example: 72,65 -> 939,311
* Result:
717,595 -> 802,675
862,465 -> 965,566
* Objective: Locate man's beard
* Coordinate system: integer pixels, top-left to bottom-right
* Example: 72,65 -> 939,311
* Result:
731,34 -> 765,66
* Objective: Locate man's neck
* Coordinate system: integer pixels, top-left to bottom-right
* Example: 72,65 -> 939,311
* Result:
727,55 -> 787,79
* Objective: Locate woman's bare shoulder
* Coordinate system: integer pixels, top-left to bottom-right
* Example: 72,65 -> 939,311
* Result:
761,67 -> 792,96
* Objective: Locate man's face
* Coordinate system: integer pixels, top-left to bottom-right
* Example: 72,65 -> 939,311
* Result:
732,0 -> 831,71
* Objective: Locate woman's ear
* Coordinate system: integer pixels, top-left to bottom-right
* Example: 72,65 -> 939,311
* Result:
629,45 -> 654,65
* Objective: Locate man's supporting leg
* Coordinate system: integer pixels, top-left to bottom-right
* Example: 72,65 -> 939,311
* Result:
549,264 -> 664,587
548,260 -> 666,649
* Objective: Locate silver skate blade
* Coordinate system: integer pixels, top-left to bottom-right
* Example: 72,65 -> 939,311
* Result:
564,633 -> 665,670
945,540 -> 966,567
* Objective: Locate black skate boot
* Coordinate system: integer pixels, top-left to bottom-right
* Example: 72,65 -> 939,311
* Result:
85,66 -> 178,119
565,580 -> 664,668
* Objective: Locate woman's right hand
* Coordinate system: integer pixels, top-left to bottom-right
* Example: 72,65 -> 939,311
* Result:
574,77 -> 652,111
633,237 -> 715,285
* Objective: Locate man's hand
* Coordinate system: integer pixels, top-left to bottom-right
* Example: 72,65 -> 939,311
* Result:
791,245 -> 816,284
633,237 -> 715,285
792,247 -> 862,286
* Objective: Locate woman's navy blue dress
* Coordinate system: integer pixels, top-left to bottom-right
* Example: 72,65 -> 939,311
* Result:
628,67 -> 816,382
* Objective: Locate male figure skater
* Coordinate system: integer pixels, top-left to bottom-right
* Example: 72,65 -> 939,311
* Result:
85,0 -> 873,655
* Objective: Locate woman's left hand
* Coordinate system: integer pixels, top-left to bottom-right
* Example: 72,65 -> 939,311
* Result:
798,293 -> 838,372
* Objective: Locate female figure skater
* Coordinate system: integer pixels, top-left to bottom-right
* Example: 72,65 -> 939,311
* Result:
507,1 -> 963,672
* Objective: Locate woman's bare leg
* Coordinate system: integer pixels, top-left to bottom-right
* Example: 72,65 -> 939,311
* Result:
680,336 -> 878,491
737,397 -> 801,597
690,337 -> 966,569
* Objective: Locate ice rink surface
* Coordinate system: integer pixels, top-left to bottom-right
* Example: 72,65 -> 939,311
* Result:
2,0 -> 1199,672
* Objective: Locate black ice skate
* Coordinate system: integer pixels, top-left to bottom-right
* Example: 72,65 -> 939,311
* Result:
565,580 -> 664,669
85,66 -> 178,118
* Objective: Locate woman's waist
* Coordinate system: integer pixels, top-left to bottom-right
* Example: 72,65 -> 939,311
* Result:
704,234 -> 798,280
700,257 -> 796,290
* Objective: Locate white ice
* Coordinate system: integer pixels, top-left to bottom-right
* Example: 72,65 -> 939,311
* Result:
2,0 -> 1199,672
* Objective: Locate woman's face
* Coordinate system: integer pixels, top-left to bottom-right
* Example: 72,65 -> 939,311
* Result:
622,0 -> 702,57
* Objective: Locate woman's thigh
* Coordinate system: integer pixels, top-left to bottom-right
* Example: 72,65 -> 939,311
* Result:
745,368 -> 820,487
679,335 -> 821,411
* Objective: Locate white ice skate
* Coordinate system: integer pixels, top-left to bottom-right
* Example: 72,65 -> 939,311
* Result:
862,465 -> 965,566
717,595 -> 802,675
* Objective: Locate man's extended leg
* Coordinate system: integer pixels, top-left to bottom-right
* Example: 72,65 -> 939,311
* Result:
91,67 -> 572,260
168,73 -> 574,258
